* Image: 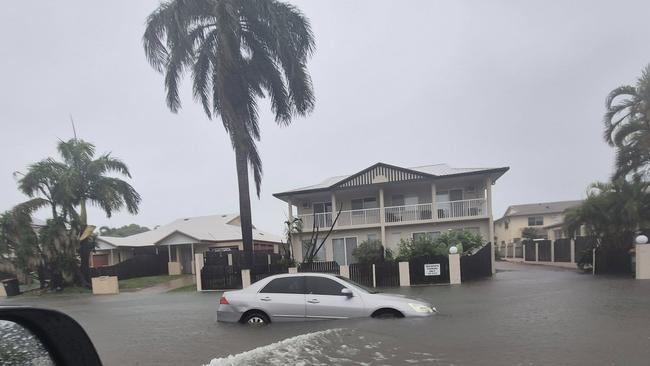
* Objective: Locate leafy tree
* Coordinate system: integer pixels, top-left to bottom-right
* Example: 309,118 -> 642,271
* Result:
0,209 -> 39,276
352,240 -> 392,263
521,227 -> 541,241
396,230 -> 483,260
564,179 -> 650,256
99,224 -> 150,237
15,138 -> 140,286
604,64 -> 650,179
143,0 -> 315,267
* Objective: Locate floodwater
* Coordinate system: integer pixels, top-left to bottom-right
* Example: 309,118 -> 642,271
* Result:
3,262 -> 650,366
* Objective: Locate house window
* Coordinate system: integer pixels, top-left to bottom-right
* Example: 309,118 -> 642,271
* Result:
332,237 -> 358,265
302,240 -> 325,261
528,216 -> 544,226
412,231 -> 440,241
351,197 -> 378,210
464,227 -> 481,235
391,194 -> 418,206
313,202 -> 332,213
367,233 -> 379,243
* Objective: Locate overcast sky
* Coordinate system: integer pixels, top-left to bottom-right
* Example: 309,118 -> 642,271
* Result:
1,0 -> 649,236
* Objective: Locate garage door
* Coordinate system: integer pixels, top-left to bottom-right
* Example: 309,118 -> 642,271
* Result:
92,254 -> 109,267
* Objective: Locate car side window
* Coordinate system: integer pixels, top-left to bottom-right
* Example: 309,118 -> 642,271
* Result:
305,276 -> 346,296
260,277 -> 305,294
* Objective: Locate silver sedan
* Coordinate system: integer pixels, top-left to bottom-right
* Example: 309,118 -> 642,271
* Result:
216,273 -> 436,325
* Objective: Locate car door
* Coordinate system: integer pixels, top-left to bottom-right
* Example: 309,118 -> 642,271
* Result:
304,276 -> 366,319
257,276 -> 306,321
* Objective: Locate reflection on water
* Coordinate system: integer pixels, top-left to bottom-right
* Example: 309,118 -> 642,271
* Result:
0,320 -> 54,366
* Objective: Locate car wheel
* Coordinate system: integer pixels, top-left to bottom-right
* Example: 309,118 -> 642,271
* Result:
372,309 -> 404,319
242,312 -> 270,326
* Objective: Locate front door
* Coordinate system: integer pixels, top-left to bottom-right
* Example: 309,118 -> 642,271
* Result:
179,245 -> 193,274
257,276 -> 306,321
304,276 -> 365,319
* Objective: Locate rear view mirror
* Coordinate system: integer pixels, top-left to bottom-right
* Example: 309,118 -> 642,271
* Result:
0,307 -> 103,366
341,288 -> 353,297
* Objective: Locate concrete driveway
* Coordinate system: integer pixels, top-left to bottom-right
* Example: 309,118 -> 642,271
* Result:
2,261 -> 650,365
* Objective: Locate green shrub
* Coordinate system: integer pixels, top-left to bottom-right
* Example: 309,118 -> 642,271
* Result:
396,230 -> 483,260
353,240 -> 390,263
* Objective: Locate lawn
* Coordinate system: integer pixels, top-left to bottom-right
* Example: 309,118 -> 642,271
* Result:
118,275 -> 183,290
166,283 -> 197,293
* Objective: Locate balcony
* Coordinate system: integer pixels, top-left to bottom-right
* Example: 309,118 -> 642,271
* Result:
296,198 -> 487,230
338,208 -> 381,227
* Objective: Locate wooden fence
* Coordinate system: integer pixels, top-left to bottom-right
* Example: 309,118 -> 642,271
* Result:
90,254 -> 167,280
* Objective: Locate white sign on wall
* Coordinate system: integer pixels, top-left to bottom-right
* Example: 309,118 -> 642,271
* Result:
424,263 -> 441,276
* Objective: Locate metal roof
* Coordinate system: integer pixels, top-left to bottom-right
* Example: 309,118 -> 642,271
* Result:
500,200 -> 583,219
274,162 -> 509,197
96,214 -> 282,248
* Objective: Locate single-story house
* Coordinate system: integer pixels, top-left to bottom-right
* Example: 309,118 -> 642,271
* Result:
93,213 -> 282,274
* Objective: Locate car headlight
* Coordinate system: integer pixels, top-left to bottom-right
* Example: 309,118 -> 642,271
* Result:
408,303 -> 435,313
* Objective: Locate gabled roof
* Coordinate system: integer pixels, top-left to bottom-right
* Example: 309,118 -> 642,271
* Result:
273,162 -> 509,198
97,214 -> 281,248
498,200 -> 583,220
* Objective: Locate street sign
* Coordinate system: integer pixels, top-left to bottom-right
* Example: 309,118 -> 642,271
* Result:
424,263 -> 441,276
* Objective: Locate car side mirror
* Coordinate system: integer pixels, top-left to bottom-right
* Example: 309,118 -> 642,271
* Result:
0,307 -> 103,366
341,288 -> 353,297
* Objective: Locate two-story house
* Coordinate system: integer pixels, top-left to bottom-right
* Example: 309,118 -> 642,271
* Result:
494,200 -> 582,258
273,162 -> 509,273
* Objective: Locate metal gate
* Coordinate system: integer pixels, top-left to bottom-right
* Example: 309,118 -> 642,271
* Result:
349,263 -> 373,287
200,264 -> 242,290
460,243 -> 492,281
374,261 -> 400,287
409,255 -> 449,285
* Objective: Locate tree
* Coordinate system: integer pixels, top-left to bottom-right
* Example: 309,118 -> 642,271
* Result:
0,209 -> 39,277
352,240 -> 392,264
99,224 -> 150,237
143,0 -> 315,267
521,227 -> 541,241
15,138 -> 141,286
564,179 -> 650,251
604,64 -> 650,180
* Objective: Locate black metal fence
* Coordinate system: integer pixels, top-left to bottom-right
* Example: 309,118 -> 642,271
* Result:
409,255 -> 449,285
460,243 -> 492,281
349,263 -> 373,287
574,236 -> 595,266
201,265 -> 242,290
524,241 -> 536,261
375,261 -> 400,287
553,239 -> 571,262
90,254 -> 167,280
204,251 -> 231,266
595,247 -> 633,275
250,263 -> 289,284
537,240 -> 552,262
298,261 -> 340,275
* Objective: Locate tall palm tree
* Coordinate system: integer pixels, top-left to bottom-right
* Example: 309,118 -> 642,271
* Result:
604,64 -> 650,179
143,0 -> 315,266
17,138 -> 141,284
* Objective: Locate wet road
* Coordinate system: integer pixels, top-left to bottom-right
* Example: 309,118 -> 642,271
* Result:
3,262 -> 650,365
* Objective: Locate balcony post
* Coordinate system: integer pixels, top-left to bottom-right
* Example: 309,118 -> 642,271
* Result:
287,199 -> 293,221
485,176 -> 495,274
379,188 -> 386,246
331,192 -> 337,228
431,182 -> 437,221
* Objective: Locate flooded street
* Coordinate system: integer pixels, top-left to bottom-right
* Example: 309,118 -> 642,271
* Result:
4,262 -> 650,365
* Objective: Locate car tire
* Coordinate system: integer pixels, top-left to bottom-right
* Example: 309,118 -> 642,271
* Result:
372,309 -> 404,319
242,311 -> 270,326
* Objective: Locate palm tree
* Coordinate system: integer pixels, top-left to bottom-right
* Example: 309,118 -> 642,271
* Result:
143,0 -> 315,266
16,138 -> 141,284
604,64 -> 650,179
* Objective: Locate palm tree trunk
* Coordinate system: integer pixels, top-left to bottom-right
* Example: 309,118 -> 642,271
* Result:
235,145 -> 254,269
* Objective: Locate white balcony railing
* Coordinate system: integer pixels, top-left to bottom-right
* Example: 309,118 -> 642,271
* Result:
297,212 -> 332,229
337,208 -> 381,227
385,203 -> 433,223
435,198 -> 486,219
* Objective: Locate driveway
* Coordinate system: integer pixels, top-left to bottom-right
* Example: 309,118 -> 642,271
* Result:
2,261 -> 650,365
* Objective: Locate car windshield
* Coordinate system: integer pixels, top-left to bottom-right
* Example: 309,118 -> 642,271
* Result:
336,275 -> 379,294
